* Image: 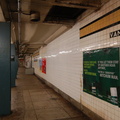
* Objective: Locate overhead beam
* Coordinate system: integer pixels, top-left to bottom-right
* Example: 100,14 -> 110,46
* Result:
10,19 -> 74,26
101,0 -> 110,6
19,43 -> 46,54
44,19 -> 75,26
20,41 -> 46,46
52,2 -> 99,10
26,43 -> 46,46
22,1 -> 99,10
56,0 -> 101,6
0,0 -> 10,21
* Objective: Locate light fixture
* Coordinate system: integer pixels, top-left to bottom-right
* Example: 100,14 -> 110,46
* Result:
30,11 -> 40,22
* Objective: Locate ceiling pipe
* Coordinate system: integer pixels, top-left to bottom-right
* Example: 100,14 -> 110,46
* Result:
11,23 -> 16,43
30,11 -> 40,22
18,0 -> 21,44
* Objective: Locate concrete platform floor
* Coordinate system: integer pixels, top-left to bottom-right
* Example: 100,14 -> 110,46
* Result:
0,68 -> 91,120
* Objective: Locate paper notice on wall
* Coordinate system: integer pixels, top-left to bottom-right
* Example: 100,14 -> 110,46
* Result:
110,87 -> 117,97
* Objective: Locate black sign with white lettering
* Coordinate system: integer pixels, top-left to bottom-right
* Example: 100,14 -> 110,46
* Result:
110,30 -> 120,38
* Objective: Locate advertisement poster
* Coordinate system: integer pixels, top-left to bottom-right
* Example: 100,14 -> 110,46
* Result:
34,56 -> 38,62
39,58 -> 42,72
83,47 -> 120,106
42,58 -> 46,74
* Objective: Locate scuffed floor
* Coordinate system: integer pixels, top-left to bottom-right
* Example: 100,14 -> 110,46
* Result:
0,68 -> 91,120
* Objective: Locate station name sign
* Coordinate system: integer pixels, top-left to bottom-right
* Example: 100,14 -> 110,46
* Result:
110,30 -> 120,38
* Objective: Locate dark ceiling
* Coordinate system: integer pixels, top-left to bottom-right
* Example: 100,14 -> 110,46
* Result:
44,5 -> 86,22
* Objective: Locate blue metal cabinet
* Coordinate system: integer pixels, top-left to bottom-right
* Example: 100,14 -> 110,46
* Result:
0,22 -> 11,115
11,44 -> 18,87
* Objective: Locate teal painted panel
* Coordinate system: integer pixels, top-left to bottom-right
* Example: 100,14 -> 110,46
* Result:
11,44 -> 16,87
15,55 -> 18,79
0,22 -> 11,115
83,47 -> 120,106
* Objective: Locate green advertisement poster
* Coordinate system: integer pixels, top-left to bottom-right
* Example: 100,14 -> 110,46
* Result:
83,47 -> 120,106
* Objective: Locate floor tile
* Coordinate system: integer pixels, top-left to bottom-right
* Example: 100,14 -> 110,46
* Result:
56,116 -> 91,120
1,109 -> 24,120
24,110 -> 37,120
25,102 -> 34,110
46,89 -> 57,94
49,93 -> 62,100
56,99 -> 70,108
56,100 -> 85,118
17,85 -> 42,90
33,100 -> 60,110
62,105 -> 84,118
11,88 -> 24,104
35,108 -> 70,120
31,94 -> 51,102
23,90 -> 30,96
11,101 -> 25,111
23,94 -> 32,102
29,89 -> 48,93
29,90 -> 48,96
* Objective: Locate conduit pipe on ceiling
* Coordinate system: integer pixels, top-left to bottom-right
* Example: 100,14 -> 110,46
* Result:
18,0 -> 21,44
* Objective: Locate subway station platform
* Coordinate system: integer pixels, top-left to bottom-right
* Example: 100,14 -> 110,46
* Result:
0,67 -> 91,120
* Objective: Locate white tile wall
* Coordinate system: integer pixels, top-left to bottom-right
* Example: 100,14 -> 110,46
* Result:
32,0 -> 120,119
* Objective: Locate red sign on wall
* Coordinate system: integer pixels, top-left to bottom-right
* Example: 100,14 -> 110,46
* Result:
42,58 -> 46,74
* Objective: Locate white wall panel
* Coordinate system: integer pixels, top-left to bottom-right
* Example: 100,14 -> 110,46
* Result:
32,0 -> 120,119
33,23 -> 81,102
